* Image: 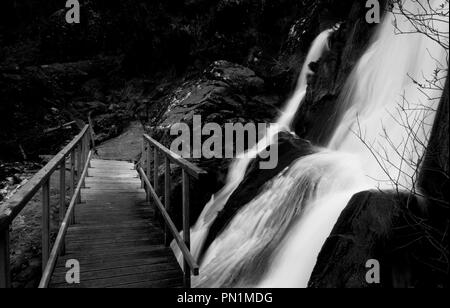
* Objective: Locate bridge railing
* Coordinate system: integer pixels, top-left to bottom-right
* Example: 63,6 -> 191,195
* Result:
137,134 -> 206,288
0,124 -> 94,288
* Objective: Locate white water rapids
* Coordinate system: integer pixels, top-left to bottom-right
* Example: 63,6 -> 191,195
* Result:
173,0 -> 448,288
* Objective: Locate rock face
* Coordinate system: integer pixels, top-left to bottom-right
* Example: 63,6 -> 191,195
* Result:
148,60 -> 280,228
417,77 -> 449,271
158,60 -> 276,128
293,0 -> 386,145
199,132 -> 315,260
309,191 -> 448,288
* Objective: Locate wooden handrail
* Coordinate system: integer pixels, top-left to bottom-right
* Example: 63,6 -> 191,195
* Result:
0,125 -> 89,230
139,134 -> 207,288
137,167 -> 199,275
0,124 -> 93,288
143,134 -> 207,179
39,150 -> 92,288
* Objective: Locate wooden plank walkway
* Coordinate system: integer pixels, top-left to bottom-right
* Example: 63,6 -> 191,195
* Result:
49,159 -> 183,288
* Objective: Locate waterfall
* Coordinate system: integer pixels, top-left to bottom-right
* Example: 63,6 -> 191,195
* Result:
177,0 -> 448,288
260,0 -> 448,287
277,27 -> 335,129
172,27 -> 336,272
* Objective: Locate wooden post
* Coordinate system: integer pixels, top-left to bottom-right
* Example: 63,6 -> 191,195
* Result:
141,138 -> 145,189
87,132 -> 92,167
42,180 -> 50,273
70,150 -> 76,225
154,148 -> 160,196
0,227 -> 11,288
146,145 -> 151,188
88,116 -> 96,155
84,134 -> 89,176
59,159 -> 66,255
164,156 -> 171,246
76,145 -> 82,201
80,138 -> 86,189
182,170 -> 191,288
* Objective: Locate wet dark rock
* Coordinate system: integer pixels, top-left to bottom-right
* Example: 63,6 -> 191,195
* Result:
208,60 -> 265,93
309,190 -> 448,288
200,132 -> 315,260
148,60 -> 281,229
157,60 -> 278,129
418,78 -> 449,223
293,0 -> 386,145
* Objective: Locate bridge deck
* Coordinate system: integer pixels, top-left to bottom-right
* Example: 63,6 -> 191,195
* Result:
49,159 -> 183,288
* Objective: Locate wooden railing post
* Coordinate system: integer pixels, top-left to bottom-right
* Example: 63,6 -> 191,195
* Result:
59,159 -> 66,255
146,144 -> 152,189
87,131 -> 92,167
141,138 -> 146,189
70,150 -> 76,225
182,170 -> 191,288
76,145 -> 82,202
42,180 -> 50,273
0,227 -> 11,288
80,137 -> 86,189
164,156 -> 171,246
154,148 -> 159,195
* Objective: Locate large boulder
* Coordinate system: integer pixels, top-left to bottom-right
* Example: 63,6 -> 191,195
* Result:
199,132 -> 315,260
158,60 -> 276,129
292,0 -> 387,145
309,191 -> 448,288
148,60 -> 280,229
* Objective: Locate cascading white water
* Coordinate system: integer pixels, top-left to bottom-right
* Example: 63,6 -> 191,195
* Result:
260,0 -> 448,287
277,27 -> 335,129
172,27 -> 336,271
177,0 -> 448,288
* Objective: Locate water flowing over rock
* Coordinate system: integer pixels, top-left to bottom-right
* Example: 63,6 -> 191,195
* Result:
309,191 -> 447,288
180,0 -> 449,288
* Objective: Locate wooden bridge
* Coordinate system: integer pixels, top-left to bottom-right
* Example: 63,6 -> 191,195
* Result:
0,124 -> 205,288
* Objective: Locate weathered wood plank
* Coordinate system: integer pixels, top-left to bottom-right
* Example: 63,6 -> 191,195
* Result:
55,248 -> 175,268
51,269 -> 182,288
85,176 -> 141,182
51,263 -> 180,284
53,256 -> 174,274
87,171 -> 138,177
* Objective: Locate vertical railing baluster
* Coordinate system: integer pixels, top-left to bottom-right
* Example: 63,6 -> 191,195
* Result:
164,156 -> 171,246
0,227 -> 11,288
87,131 -> 92,168
70,150 -> 76,225
141,138 -> 145,189
81,137 -> 86,188
76,144 -> 82,202
42,180 -> 50,273
154,148 -> 160,197
59,159 -> 66,255
182,170 -> 191,288
146,144 -> 151,190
